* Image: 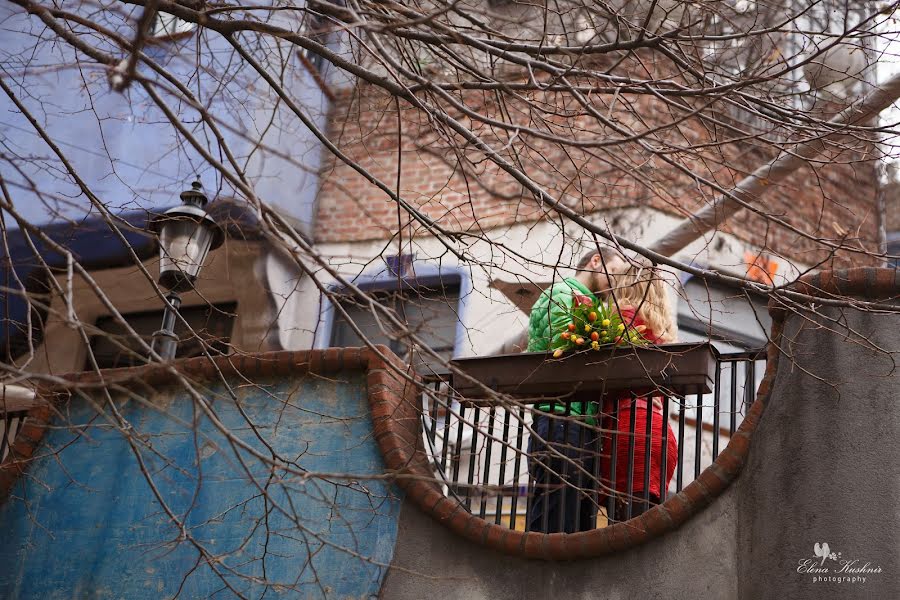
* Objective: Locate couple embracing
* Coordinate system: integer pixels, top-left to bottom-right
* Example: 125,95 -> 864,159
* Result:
525,249 -> 679,533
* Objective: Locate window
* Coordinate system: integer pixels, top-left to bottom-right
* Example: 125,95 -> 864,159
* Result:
888,234 -> 900,269
329,278 -> 460,374
87,302 -> 236,370
677,278 -> 770,350
297,13 -> 331,74
695,1 -> 874,137
152,12 -> 195,39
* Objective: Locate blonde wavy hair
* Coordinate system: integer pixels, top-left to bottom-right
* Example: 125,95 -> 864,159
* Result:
610,257 -> 676,344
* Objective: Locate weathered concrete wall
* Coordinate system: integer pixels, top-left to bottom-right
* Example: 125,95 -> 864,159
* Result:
380,485 -> 739,600
738,304 -> 900,599
0,371 -> 402,599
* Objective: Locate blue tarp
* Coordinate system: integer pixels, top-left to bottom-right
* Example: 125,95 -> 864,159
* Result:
0,371 -> 402,598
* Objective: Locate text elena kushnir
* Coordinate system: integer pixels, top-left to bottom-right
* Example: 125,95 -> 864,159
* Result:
798,558 -> 883,582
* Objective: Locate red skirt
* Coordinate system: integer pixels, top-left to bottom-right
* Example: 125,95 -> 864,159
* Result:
600,397 -> 678,500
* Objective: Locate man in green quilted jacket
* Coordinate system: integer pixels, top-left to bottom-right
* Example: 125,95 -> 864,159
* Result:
525,249 -> 627,533
527,251 -> 623,352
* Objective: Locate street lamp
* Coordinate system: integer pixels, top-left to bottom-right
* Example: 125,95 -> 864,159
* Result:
149,179 -> 225,360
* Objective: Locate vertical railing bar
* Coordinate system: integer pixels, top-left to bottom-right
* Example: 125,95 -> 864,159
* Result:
420,388 -> 429,440
540,400 -> 556,534
4,415 -> 21,463
479,406 -> 497,519
712,359 -> 722,459
426,381 -> 438,447
659,394 -> 670,503
744,359 -> 753,414
557,400 -> 572,533
0,415 -> 9,462
625,393 -> 638,521
730,363 -> 738,436
495,407 -> 512,526
693,392 -> 703,480
511,406 -> 525,530
439,389 -> 453,475
464,406 -> 481,511
451,403 -> 467,491
607,398 -> 619,520
591,419 -> 603,529
642,395 -> 652,512
13,415 -> 21,456
574,410 -> 587,532
676,395 -> 685,492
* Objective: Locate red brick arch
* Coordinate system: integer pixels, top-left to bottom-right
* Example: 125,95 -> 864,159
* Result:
372,267 -> 899,559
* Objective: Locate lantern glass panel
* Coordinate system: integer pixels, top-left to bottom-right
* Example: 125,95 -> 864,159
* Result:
158,216 -> 214,290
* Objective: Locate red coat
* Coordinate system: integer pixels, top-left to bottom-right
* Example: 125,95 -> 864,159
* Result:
600,309 -> 678,501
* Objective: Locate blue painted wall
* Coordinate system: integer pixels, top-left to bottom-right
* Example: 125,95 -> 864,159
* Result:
0,371 -> 402,599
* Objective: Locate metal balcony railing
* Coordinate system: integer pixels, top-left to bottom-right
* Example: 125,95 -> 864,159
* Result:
1,410 -> 29,463
420,348 -> 765,531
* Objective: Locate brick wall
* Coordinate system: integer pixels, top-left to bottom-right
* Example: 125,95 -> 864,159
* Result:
315,80 -> 879,267
883,182 -> 900,235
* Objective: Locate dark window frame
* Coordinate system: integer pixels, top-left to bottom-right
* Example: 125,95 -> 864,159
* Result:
328,273 -> 462,373
677,276 -> 770,350
87,301 -> 237,370
887,234 -> 900,269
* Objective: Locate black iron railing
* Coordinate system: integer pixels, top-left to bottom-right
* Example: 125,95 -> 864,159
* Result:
1,410 -> 29,463
421,349 -> 765,531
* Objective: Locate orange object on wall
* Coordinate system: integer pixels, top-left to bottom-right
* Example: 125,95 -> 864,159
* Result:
744,251 -> 779,283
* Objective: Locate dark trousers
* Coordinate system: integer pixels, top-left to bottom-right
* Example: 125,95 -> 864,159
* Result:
526,413 -> 599,533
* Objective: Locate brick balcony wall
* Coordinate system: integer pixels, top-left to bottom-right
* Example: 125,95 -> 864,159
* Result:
315,81 -> 879,267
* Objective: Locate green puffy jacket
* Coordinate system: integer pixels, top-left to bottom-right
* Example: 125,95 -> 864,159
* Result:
527,277 -> 598,422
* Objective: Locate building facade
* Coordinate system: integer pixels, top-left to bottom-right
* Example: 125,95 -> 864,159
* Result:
1,0 -> 885,512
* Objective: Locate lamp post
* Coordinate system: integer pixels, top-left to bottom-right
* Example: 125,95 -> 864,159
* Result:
149,179 -> 225,360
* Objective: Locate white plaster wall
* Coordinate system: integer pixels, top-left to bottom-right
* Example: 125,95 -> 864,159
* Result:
281,206 -> 807,355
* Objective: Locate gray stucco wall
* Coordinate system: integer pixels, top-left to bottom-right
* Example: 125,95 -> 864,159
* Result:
737,304 -> 900,599
381,302 -> 899,600
381,484 -> 739,600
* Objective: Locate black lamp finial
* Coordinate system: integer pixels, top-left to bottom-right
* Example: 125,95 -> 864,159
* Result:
180,178 -> 209,208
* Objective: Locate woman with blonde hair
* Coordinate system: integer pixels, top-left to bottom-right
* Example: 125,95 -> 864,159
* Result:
610,256 -> 676,344
601,256 -> 679,522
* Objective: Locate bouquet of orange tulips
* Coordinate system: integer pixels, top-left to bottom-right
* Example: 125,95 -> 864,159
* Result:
551,294 -> 648,358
